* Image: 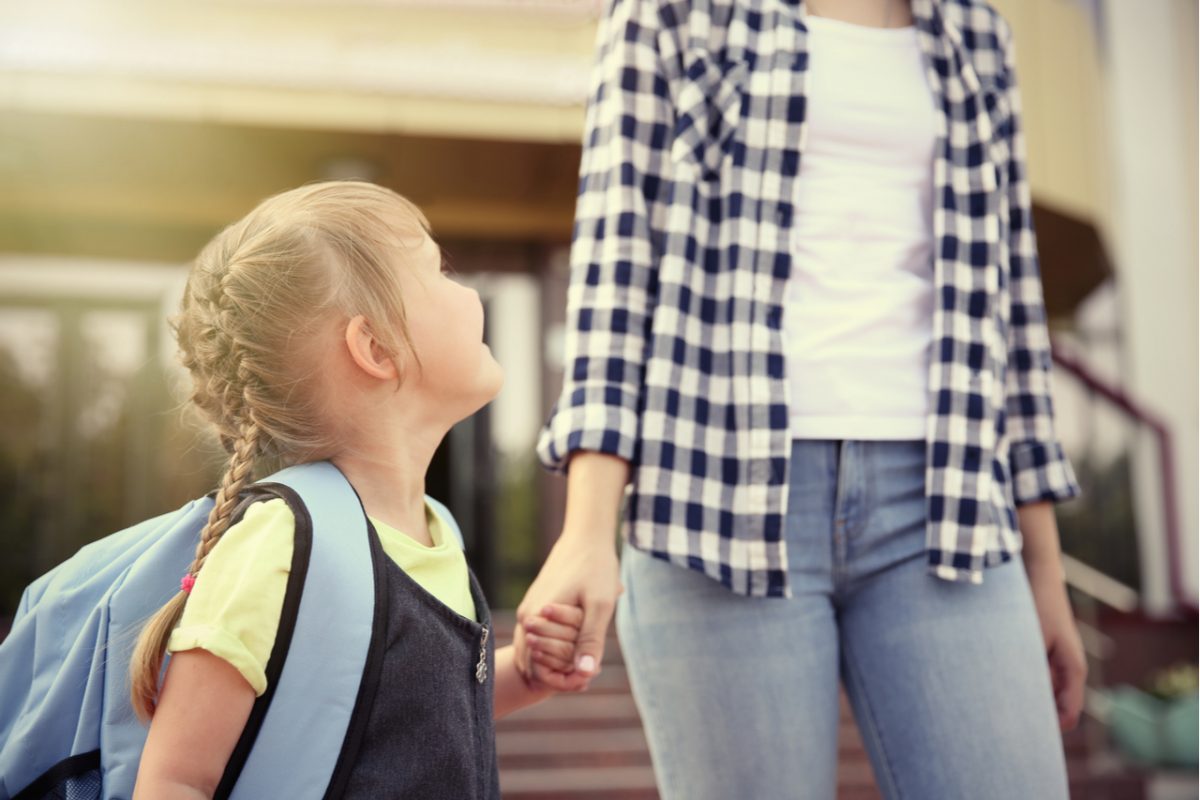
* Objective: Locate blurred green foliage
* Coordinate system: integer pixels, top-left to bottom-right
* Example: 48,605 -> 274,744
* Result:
1056,452 -> 1141,591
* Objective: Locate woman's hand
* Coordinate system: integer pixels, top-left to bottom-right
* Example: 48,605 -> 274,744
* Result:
1026,559 -> 1088,731
513,452 -> 628,692
514,528 -> 622,692
1019,502 -> 1088,732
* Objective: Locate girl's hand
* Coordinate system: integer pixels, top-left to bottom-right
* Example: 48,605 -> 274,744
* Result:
1026,559 -> 1088,731
524,603 -> 585,675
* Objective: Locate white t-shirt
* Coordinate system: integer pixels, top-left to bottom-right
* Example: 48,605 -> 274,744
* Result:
784,15 -> 938,440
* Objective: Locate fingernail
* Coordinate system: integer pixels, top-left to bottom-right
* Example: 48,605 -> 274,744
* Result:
526,633 -> 539,645
578,655 -> 596,673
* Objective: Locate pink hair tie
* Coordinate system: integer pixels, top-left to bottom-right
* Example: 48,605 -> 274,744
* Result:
180,574 -> 196,594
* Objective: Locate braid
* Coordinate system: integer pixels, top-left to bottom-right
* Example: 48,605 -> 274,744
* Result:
129,272 -> 267,721
189,416 -> 261,578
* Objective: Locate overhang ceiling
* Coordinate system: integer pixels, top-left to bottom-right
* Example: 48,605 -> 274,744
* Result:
0,0 -> 1111,313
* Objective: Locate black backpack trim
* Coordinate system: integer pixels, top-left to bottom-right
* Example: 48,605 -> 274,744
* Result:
12,750 -> 101,800
212,484 -> 313,799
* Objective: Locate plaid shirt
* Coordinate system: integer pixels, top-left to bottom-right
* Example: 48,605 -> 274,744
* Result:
537,0 -> 1080,597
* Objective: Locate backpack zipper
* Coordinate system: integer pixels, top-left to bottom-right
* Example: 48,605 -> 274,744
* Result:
475,624 -> 489,683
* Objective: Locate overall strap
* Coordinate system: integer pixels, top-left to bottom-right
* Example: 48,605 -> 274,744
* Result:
226,461 -> 377,800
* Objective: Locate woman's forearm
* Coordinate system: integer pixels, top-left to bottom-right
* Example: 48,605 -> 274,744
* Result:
509,451 -> 629,692
560,451 -> 630,544
1018,501 -> 1066,580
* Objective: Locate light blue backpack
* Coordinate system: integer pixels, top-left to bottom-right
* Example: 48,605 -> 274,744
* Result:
0,461 -> 463,800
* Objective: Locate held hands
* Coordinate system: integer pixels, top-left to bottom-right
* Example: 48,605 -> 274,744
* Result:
513,453 -> 628,690
514,451 -> 629,693
494,605 -> 588,719
514,529 -> 623,693
520,603 -> 590,692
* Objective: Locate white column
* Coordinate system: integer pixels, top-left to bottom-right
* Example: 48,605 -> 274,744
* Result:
486,273 -> 543,460
1101,0 -> 1199,614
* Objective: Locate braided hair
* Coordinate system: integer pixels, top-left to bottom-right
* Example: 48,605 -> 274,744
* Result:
130,181 -> 428,721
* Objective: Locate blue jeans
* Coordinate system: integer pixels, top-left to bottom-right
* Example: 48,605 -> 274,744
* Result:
615,440 -> 1069,800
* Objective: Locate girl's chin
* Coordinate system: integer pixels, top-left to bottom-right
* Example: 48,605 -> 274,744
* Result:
484,363 -> 505,396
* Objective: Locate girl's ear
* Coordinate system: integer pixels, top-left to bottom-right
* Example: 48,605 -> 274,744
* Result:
344,315 -> 399,381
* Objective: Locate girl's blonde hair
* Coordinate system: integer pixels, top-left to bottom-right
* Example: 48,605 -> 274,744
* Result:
130,180 -> 429,721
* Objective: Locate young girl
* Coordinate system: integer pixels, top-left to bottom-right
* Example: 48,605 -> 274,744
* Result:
129,181 -> 582,798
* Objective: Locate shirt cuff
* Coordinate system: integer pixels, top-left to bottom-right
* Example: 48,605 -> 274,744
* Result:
1009,440 -> 1082,506
537,391 -> 641,474
168,624 -> 268,697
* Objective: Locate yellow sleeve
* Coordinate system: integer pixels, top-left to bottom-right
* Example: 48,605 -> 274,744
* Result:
167,498 -> 294,696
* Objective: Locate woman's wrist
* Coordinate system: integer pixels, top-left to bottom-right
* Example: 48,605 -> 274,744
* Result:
557,520 -> 621,549
559,450 -> 630,545
1017,502 -> 1065,571
1023,552 -> 1067,587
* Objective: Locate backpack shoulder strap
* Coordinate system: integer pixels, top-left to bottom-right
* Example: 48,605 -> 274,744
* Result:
425,496 -> 465,551
222,461 -> 381,800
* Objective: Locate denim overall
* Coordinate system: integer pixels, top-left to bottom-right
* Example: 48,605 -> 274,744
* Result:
341,549 -> 500,799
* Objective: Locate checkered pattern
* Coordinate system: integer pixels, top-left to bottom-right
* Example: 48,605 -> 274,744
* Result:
538,0 -> 1080,597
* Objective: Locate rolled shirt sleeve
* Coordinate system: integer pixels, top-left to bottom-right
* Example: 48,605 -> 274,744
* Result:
537,0 -> 672,473
997,19 -> 1081,507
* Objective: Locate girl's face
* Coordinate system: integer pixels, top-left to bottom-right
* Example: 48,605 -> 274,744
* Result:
393,231 -> 504,417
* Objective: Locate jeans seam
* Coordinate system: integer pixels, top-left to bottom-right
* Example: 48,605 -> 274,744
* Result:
832,441 -> 850,585
841,638 -> 906,800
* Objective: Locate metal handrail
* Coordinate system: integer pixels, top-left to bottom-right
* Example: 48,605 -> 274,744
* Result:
1062,553 -> 1140,613
1051,343 -> 1196,615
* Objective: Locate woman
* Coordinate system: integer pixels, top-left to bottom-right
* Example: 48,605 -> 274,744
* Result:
515,0 -> 1086,797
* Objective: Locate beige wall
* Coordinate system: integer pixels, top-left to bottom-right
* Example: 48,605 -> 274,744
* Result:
990,0 -> 1114,230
